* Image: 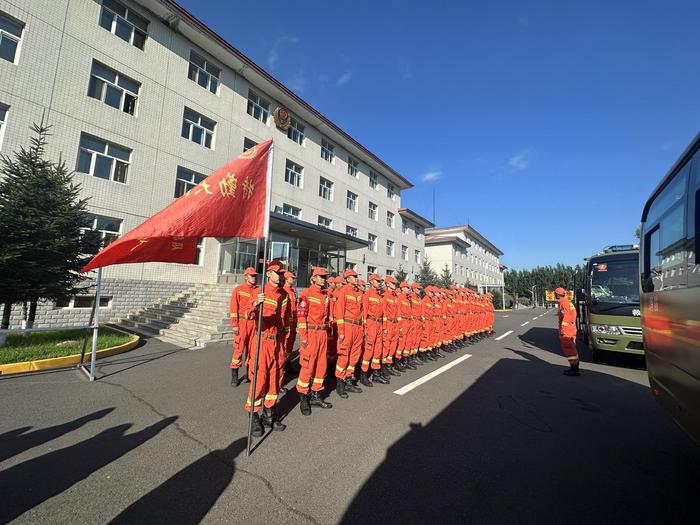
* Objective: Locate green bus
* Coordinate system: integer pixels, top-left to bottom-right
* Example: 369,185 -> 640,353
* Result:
640,132 -> 700,445
577,245 -> 643,360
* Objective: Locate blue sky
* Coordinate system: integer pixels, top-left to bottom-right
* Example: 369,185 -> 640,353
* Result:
178,0 -> 700,269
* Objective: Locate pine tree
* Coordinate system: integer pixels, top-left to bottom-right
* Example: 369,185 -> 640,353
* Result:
416,258 -> 438,289
0,123 -> 100,329
394,265 -> 408,284
437,264 -> 454,289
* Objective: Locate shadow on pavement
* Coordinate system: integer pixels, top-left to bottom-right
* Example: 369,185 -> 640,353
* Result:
0,416 -> 177,523
0,407 -> 114,462
110,437 -> 247,524
340,350 -> 700,524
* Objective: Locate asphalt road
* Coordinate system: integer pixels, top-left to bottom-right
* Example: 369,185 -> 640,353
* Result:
1,308 -> 698,524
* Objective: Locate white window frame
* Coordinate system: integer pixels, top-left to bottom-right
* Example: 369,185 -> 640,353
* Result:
387,183 -> 397,200
77,134 -> 131,184
367,265 -> 377,275
321,138 -> 335,163
319,176 -> 334,201
347,157 -> 359,178
368,202 -> 378,221
188,50 -> 220,94
243,137 -> 258,152
88,61 -> 140,116
175,166 -> 206,198
81,213 -> 122,247
247,90 -> 270,123
0,104 -> 8,151
346,225 -> 358,237
401,220 -> 409,234
386,240 -> 395,257
414,250 -> 421,265
98,0 -> 148,50
387,211 -> 395,228
287,117 -> 305,145
195,238 -> 205,266
368,234 -> 378,252
181,107 -> 215,149
401,245 -> 408,261
282,203 -> 301,219
369,171 -> 378,190
0,12 -> 24,64
285,159 -> 303,188
318,215 -> 332,229
346,191 -> 358,212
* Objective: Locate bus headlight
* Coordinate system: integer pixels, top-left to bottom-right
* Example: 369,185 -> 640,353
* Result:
591,324 -> 622,335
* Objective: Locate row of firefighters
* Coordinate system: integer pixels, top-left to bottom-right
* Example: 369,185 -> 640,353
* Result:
229,262 -> 496,436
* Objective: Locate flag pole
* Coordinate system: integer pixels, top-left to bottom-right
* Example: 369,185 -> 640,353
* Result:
89,267 -> 102,381
247,141 -> 275,457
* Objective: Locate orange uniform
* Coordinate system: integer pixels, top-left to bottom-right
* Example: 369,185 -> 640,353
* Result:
398,289 -> 412,360
419,293 -> 434,352
334,283 -> 363,380
362,286 -> 384,372
558,295 -> 579,366
295,284 -> 330,395
283,283 -> 298,361
382,287 -> 399,365
409,291 -> 423,357
229,282 -> 260,370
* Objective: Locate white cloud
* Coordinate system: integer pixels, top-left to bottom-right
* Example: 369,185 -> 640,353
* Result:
507,149 -> 530,171
336,70 -> 353,87
287,68 -> 307,94
267,36 -> 299,71
421,170 -> 443,182
399,59 -> 413,80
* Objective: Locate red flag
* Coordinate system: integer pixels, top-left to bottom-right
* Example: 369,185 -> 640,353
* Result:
82,140 -> 272,272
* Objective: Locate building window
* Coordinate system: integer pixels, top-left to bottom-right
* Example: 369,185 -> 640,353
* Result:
195,239 -> 205,266
181,107 -> 215,149
402,220 -> 410,234
414,250 -> 421,265
56,295 -> 112,309
0,104 -> 7,150
98,0 -> 148,50
77,134 -> 131,183
0,12 -> 23,64
346,191 -> 358,212
346,225 -> 357,237
319,177 -> 334,200
387,211 -> 395,228
369,171 -> 378,189
81,213 -> 122,247
386,269 -> 393,278
367,265 -> 377,275
174,166 -> 205,198
318,215 -> 332,229
243,137 -> 257,152
282,203 -> 301,219
387,183 -> 396,200
415,227 -> 424,240
284,159 -> 303,188
247,90 -> 270,123
368,234 -> 377,252
88,61 -> 140,115
188,50 -> 220,94
348,157 -> 359,178
287,118 -> 305,145
346,262 -> 356,271
368,202 -> 378,221
386,240 -> 395,257
321,138 -> 335,163
401,245 -> 408,261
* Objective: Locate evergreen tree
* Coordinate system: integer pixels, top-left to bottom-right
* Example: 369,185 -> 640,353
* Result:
416,258 -> 438,288
394,265 -> 408,284
437,264 -> 454,289
0,123 -> 100,329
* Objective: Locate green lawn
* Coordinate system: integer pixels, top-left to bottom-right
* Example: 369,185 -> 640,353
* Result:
0,327 -> 135,365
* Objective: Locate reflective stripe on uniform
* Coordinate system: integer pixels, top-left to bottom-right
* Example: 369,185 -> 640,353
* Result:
312,378 -> 324,384
297,379 -> 310,388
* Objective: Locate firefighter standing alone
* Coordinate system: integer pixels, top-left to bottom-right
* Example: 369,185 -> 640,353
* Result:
555,287 -> 580,376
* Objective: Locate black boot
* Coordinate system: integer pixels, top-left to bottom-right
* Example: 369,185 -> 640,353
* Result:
426,351 -> 437,361
263,407 -> 286,431
372,370 -> 390,384
299,393 -> 311,416
250,412 -> 264,437
385,364 -> 400,377
443,344 -> 454,353
309,391 -> 333,408
380,364 -> 392,378
390,362 -> 402,375
278,387 -> 288,396
434,348 -> 445,359
412,355 -> 423,366
418,352 -> 429,363
395,359 -> 406,371
563,364 -> 580,376
359,371 -> 373,387
231,368 -> 240,387
336,378 -> 349,398
345,379 -> 363,393
404,357 -> 417,370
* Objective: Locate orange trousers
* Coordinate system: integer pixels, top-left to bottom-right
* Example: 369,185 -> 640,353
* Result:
245,334 -> 280,413
336,323 -> 363,380
230,319 -> 255,369
559,326 -> 579,366
382,323 -> 399,364
296,329 -> 328,394
361,320 -> 382,372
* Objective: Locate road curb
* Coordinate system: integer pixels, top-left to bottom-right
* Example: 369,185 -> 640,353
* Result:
0,326 -> 140,376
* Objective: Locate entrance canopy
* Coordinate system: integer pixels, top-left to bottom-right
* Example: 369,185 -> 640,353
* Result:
270,212 -> 369,251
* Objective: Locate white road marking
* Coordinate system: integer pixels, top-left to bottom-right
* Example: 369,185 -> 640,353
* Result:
521,321 -> 529,326
503,315 -> 509,318
532,317 -> 538,320
495,330 -> 513,341
393,354 -> 473,396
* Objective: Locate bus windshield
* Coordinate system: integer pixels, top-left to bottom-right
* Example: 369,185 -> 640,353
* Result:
589,257 -> 639,312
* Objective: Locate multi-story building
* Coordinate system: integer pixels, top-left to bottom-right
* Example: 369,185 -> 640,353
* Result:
0,0 -> 429,327
424,224 -> 505,290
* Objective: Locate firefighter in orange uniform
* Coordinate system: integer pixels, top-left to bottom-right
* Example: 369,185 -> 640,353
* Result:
398,282 -> 417,369
229,267 -> 260,387
409,283 -> 425,365
382,276 -> 402,378
246,260 -> 290,437
282,271 -> 298,377
556,287 -> 580,376
334,269 -> 364,397
326,277 -> 340,372
296,267 -> 333,415
361,273 -> 387,386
